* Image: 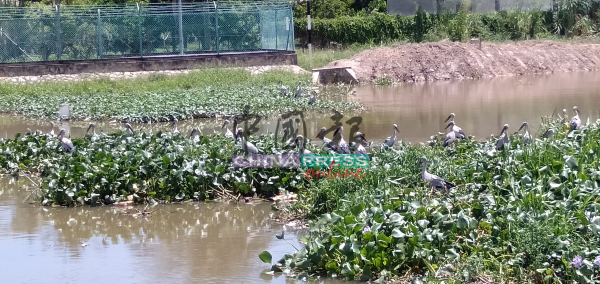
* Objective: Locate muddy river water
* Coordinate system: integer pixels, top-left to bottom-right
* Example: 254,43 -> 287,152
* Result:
1,72 -> 600,283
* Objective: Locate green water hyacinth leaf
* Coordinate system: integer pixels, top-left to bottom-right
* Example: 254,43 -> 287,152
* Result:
259,251 -> 272,264
564,155 -> 578,169
417,219 -> 430,228
391,228 -> 405,238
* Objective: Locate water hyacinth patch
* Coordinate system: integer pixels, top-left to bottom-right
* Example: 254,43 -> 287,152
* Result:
261,116 -> 600,282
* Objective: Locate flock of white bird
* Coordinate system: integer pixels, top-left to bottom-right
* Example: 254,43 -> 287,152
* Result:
44,103 -> 583,193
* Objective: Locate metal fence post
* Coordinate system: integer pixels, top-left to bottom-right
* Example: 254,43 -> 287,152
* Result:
138,3 -> 143,57
97,9 -> 103,59
214,1 -> 219,54
178,0 -> 183,55
55,5 -> 61,60
40,9 -> 46,61
275,9 -> 278,50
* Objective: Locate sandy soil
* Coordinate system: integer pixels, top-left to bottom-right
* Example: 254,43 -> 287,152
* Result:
326,40 -> 600,83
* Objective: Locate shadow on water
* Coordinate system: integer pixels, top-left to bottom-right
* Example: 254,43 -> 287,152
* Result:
0,177 -> 350,283
2,72 -> 600,146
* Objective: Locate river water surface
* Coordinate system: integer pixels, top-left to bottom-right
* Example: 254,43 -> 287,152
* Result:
2,72 -> 600,282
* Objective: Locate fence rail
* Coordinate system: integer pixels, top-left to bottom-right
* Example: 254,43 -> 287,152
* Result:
0,2 -> 294,63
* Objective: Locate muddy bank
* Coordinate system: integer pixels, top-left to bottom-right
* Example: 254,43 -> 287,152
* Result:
326,40 -> 600,83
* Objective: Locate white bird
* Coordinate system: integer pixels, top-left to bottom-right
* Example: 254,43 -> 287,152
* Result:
316,127 -> 336,151
48,121 -> 55,136
86,123 -> 99,142
496,124 -> 510,151
294,82 -> 302,98
354,132 -> 368,154
295,135 -> 312,154
125,123 -> 134,136
571,106 -> 581,130
279,81 -> 288,96
190,128 -> 201,143
333,126 -> 350,154
222,120 -> 234,138
383,124 -> 399,147
518,122 -> 531,145
57,128 -> 74,153
542,127 -> 555,139
419,156 -> 455,192
172,118 -> 180,135
236,128 -> 259,154
444,113 -> 466,139
308,91 -> 317,105
443,121 -> 457,147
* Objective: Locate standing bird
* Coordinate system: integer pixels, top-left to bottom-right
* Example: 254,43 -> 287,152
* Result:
419,156 -> 455,192
172,118 -> 180,135
444,113 -> 466,139
495,124 -> 510,151
294,82 -> 303,98
125,123 -> 135,136
571,106 -> 581,130
222,120 -> 234,138
282,129 -> 296,149
333,126 -> 350,154
86,123 -> 99,142
57,128 -> 74,153
295,135 -> 312,154
542,127 -> 555,139
316,127 -> 336,151
48,121 -> 55,136
278,81 -> 288,96
236,128 -> 259,154
443,121 -> 457,147
383,124 -> 400,147
308,91 -> 317,105
518,122 -> 531,145
354,132 -> 368,154
190,128 -> 201,143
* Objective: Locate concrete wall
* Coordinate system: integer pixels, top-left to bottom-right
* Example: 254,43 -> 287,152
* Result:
0,51 -> 298,77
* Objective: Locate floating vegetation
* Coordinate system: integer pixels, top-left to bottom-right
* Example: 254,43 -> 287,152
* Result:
0,85 -> 358,123
260,116 -> 600,283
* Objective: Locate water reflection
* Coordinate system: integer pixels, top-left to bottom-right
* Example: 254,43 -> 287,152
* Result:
3,72 -> 599,146
0,177 -> 347,283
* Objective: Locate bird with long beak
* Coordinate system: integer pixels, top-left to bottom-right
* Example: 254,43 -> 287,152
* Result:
125,123 -> 134,136
354,132 -> 368,154
571,106 -> 581,130
294,82 -> 302,98
495,124 -> 510,151
222,120 -> 234,138
172,118 -> 180,135
383,124 -> 399,147
48,121 -> 55,136
542,127 -> 555,139
443,121 -> 457,147
333,126 -> 350,154
235,128 -> 259,154
308,91 -> 317,105
190,128 -> 201,143
295,135 -> 312,154
316,127 -> 336,151
278,80 -> 288,96
444,113 -> 466,139
419,156 -> 455,193
518,122 -> 531,145
86,123 -> 98,141
57,128 -> 74,153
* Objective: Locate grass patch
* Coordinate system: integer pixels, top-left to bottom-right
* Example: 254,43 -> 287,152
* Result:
0,68 -> 358,122
295,42 -> 400,70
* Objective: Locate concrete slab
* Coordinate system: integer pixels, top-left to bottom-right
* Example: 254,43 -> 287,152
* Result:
312,66 -> 358,85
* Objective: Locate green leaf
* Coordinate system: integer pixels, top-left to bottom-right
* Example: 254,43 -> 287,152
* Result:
446,248 -> 460,260
350,204 -> 365,216
258,251 -> 272,264
391,228 -> 405,238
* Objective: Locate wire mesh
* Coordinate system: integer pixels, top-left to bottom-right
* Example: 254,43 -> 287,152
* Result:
0,1 -> 294,63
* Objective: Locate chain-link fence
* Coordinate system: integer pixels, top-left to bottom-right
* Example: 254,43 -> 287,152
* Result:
388,0 -> 553,16
0,2 -> 294,63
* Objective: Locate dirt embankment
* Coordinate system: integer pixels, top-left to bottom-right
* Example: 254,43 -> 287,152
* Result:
326,40 -> 600,83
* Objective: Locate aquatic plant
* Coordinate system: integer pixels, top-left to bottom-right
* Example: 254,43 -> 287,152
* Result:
261,116 -> 600,282
0,84 -> 358,123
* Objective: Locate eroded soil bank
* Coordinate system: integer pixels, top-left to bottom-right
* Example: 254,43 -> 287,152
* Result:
326,40 -> 600,83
